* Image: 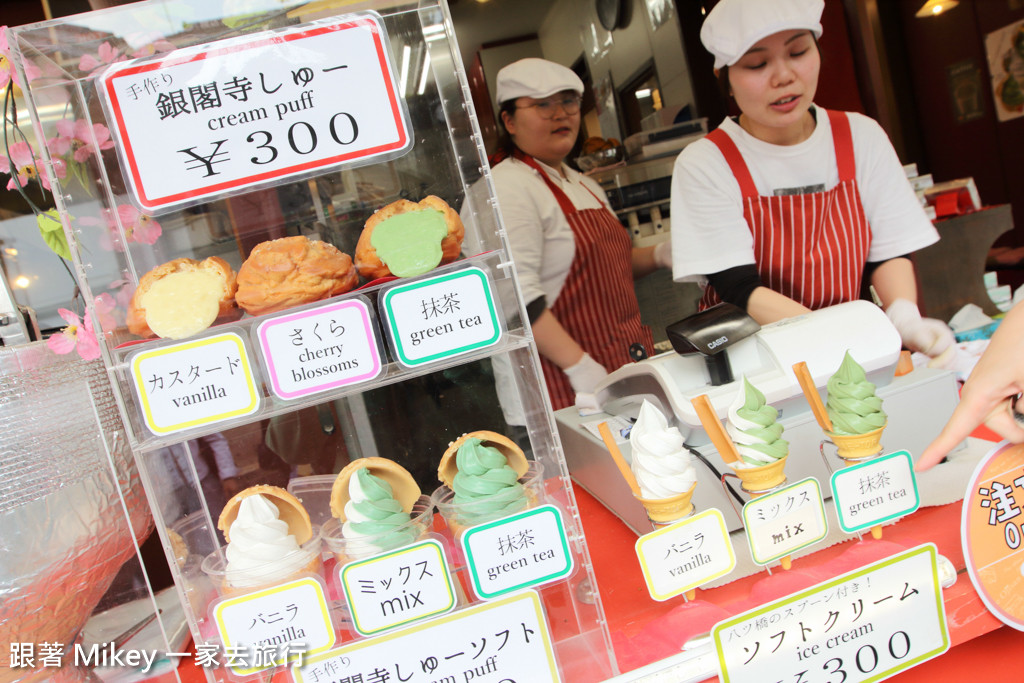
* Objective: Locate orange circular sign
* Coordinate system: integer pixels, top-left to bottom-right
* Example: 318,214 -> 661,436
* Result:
963,441 -> 1024,630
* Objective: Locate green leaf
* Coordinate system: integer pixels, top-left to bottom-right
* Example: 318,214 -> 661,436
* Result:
37,209 -> 72,260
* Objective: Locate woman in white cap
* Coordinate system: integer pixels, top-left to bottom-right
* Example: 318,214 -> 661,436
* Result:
487,57 -> 670,411
670,0 -> 955,365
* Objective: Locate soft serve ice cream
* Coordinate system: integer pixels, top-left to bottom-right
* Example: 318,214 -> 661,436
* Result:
629,400 -> 697,499
726,377 -> 789,468
342,467 -> 418,557
826,351 -> 887,436
451,436 -> 528,524
223,494 -> 313,589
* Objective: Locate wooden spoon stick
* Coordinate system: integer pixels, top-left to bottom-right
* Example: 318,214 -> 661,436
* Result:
690,394 -> 740,464
598,422 -> 643,498
793,361 -> 834,433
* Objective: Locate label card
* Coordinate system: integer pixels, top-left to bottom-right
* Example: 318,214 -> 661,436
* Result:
962,441 -> 1024,630
99,13 -> 411,212
129,332 -> 259,435
832,451 -> 920,534
462,505 -> 574,600
743,478 -> 828,566
293,591 -> 560,683
340,539 -> 456,636
713,544 -> 949,683
212,576 -> 335,676
256,297 -> 382,400
380,266 -> 502,367
634,508 -> 736,601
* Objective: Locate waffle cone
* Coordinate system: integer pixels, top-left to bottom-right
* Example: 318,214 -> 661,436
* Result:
636,482 -> 697,523
732,456 -> 788,493
331,457 -> 421,521
219,485 -> 313,544
220,554 -> 323,597
827,425 -> 885,462
438,430 -> 529,488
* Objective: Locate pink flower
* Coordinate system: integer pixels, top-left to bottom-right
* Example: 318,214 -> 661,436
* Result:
1,27 -> 42,89
117,203 -> 162,245
2,141 -> 65,191
52,119 -> 115,163
79,41 -> 125,74
47,308 -> 100,361
94,292 -> 117,331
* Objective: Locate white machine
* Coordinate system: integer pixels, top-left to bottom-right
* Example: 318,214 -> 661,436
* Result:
555,301 -> 962,533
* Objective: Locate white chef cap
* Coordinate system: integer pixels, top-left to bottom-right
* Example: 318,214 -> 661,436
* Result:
701,0 -> 825,69
495,58 -> 584,105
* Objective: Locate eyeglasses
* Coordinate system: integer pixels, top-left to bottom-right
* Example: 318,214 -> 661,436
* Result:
516,95 -> 581,119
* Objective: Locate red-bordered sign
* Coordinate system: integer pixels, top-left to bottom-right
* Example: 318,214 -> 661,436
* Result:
100,13 -> 411,213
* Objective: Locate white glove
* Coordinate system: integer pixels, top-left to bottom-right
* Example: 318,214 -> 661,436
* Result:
885,298 -> 956,359
564,352 -> 608,394
653,240 -> 673,269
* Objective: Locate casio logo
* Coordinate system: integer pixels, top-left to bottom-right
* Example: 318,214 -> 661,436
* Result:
707,336 -> 728,350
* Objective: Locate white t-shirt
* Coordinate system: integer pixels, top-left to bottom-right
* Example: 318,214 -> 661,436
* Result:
670,106 -> 938,285
489,155 -> 611,307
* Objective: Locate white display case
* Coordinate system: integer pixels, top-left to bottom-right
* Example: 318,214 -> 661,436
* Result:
6,1 -> 616,680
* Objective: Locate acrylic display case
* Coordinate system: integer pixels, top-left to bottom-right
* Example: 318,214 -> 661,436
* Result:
6,1 -> 616,681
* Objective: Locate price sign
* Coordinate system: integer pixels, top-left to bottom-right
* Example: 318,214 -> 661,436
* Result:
743,478 -> 828,566
293,591 -> 560,683
212,576 -> 335,676
713,544 -> 949,683
129,332 -> 259,435
962,441 -> 1024,629
99,13 -> 411,212
832,451 -> 920,534
462,505 -> 574,600
635,508 -> 736,601
380,266 -> 502,367
256,297 -> 382,400
340,540 -> 456,636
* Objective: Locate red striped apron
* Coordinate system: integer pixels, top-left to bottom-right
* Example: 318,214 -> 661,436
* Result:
699,110 -> 872,311
516,152 -> 653,410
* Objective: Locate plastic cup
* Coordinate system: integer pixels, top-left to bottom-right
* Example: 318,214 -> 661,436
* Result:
201,526 -> 324,597
286,474 -> 337,529
432,461 -> 545,540
321,494 -> 435,564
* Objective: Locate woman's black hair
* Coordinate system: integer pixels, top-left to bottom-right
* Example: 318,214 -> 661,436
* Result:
491,99 -> 519,163
716,33 -> 821,106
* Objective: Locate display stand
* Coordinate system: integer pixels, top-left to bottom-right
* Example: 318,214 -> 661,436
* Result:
6,2 -> 614,681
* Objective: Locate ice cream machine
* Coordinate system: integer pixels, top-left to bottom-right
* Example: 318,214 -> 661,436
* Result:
555,301 -> 963,533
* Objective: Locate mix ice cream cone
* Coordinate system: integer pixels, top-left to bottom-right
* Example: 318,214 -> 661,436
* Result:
726,378 -> 790,494
326,458 -> 427,563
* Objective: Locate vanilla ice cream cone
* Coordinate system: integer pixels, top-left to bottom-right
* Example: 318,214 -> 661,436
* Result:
219,484 -> 313,544
827,424 -> 886,462
733,456 -> 789,494
636,482 -> 697,524
218,552 -> 323,598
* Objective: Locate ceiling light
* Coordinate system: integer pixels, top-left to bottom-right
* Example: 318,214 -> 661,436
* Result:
13,275 -> 30,289
915,0 -> 959,18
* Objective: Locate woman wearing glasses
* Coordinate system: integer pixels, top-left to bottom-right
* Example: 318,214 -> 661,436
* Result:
488,58 -> 670,411
669,0 -> 955,365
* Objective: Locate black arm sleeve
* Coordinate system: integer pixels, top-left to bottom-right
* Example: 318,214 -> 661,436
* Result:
860,255 -> 911,301
526,296 -> 547,324
706,264 -> 764,311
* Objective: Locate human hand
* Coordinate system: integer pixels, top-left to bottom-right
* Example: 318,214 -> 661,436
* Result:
917,303 -> 1024,470
564,352 -> 608,394
885,298 -> 955,359
654,240 -> 673,269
